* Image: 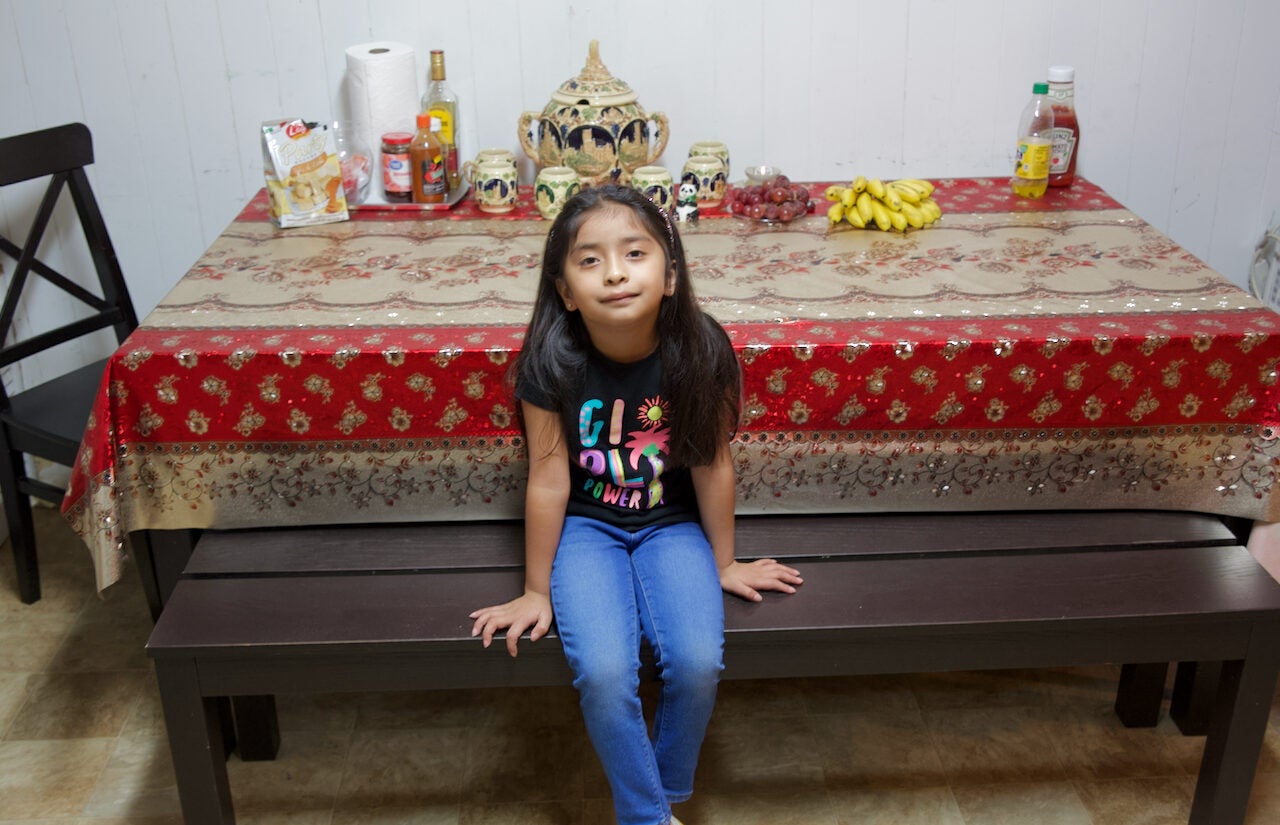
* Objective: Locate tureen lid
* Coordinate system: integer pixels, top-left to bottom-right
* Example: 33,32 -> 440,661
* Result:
550,40 -> 637,107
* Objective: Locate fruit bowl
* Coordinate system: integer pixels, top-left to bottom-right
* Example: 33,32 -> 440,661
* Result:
723,174 -> 814,223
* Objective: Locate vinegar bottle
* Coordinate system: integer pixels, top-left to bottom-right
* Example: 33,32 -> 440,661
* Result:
410,113 -> 447,204
1012,82 -> 1054,198
1047,65 -> 1080,187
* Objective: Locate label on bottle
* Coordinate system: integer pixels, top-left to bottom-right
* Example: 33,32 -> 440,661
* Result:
1047,85 -> 1074,104
416,152 -> 447,200
1014,137 -> 1052,180
383,152 -> 411,194
1048,127 -> 1077,175
428,106 -> 454,143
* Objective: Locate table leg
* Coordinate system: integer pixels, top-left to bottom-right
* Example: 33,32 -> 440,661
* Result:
213,697 -> 237,759
130,530 -> 199,621
154,659 -> 235,825
1113,662 -> 1167,727
231,695 -> 281,761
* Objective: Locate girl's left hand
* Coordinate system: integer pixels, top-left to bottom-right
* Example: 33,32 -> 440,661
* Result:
719,558 -> 803,602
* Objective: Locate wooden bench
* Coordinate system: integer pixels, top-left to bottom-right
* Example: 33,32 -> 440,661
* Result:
146,510 -> 1280,825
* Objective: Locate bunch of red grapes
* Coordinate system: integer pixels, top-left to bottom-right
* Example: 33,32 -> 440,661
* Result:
724,175 -> 813,223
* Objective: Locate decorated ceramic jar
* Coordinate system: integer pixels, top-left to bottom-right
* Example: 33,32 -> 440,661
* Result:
518,40 -> 669,188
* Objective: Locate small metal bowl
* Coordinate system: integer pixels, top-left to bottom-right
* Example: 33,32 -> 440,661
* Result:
744,165 -> 781,186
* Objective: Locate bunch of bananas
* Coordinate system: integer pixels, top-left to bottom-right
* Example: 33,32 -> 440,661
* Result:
824,177 -> 942,232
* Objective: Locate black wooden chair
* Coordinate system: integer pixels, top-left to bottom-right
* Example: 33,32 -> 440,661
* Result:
0,123 -> 138,603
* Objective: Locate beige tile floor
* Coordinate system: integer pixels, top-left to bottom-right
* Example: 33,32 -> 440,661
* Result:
3,505 -> 1280,825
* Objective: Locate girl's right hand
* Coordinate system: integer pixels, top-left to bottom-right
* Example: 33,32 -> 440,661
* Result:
719,558 -> 803,602
469,591 -> 553,658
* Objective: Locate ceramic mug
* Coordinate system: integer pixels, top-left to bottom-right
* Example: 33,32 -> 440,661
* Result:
534,166 -> 581,220
464,149 -> 517,203
473,159 -> 518,214
688,141 -> 730,181
681,154 -> 727,209
463,148 -> 517,181
630,165 -> 674,212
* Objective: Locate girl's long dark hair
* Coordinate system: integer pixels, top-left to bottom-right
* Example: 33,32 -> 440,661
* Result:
516,184 -> 740,466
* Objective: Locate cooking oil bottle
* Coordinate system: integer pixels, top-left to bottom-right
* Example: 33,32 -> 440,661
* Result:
422,50 -> 460,193
1012,82 -> 1054,198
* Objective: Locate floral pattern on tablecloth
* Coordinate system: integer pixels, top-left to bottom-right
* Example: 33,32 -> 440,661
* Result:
64,179 -> 1280,592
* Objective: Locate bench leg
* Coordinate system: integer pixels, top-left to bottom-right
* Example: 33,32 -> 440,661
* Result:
1172,660 -> 1222,736
154,660 -> 235,825
1114,662 -> 1167,727
1188,633 -> 1280,824
231,695 -> 281,761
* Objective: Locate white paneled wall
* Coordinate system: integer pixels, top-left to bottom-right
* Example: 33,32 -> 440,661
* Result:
2,0 -> 1280,393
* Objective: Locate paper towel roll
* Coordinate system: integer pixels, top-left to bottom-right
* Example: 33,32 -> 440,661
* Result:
345,41 -> 420,198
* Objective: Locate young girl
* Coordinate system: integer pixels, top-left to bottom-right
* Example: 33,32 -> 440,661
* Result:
470,185 -> 802,825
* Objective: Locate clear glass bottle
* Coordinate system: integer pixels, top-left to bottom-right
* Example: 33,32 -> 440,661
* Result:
422,50 -> 460,192
331,120 -> 371,205
1047,65 -> 1080,187
410,113 -> 447,204
1012,82 -> 1054,199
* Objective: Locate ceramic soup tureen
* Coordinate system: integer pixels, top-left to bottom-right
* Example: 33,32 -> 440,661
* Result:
518,40 -> 669,187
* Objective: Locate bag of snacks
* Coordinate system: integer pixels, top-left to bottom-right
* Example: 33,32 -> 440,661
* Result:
261,118 -> 349,227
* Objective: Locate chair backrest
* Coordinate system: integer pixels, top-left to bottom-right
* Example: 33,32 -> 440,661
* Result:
0,122 -> 138,406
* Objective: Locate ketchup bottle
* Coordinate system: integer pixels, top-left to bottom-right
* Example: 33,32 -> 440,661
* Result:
1047,65 -> 1080,187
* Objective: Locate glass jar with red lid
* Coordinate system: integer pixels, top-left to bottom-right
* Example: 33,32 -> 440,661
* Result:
381,132 -> 413,202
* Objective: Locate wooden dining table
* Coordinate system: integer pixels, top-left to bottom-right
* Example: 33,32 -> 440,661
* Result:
63,177 -> 1280,597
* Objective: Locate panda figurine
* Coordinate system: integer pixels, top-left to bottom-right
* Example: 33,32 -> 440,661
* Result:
674,181 -> 700,224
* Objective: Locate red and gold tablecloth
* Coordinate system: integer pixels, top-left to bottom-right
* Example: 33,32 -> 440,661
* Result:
64,178 -> 1280,591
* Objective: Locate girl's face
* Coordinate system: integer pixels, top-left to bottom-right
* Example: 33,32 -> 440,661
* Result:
556,204 -> 674,362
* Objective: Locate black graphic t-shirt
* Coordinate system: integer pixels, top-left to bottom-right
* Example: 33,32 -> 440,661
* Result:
516,348 -> 698,531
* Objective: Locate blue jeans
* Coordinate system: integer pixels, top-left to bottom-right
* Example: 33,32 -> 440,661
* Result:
551,516 -> 725,825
